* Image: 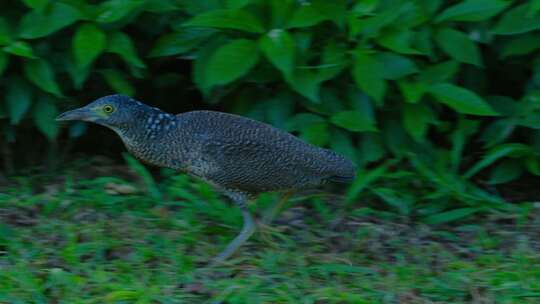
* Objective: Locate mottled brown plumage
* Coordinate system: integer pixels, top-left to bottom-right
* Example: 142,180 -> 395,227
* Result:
57,94 -> 356,264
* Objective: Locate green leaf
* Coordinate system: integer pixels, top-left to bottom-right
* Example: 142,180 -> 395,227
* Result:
259,29 -> 295,77
101,69 -> 135,96
22,0 -> 49,10
429,83 -> 497,116
0,52 -> 8,76
23,59 -> 62,97
423,208 -> 477,225
403,103 -> 433,142
73,23 -> 107,68
435,28 -> 482,66
488,159 -> 523,184
330,129 -> 357,163
377,53 -> 418,80
286,69 -> 320,102
419,61 -> 460,84
33,97 -> 59,140
376,30 -> 421,55
96,0 -> 146,23
301,121 -> 329,146
330,110 -> 377,132
285,113 -> 325,131
3,41 -> 35,58
19,2 -> 80,39
226,0 -> 251,9
6,79 -> 33,124
494,4 -> 540,35
149,29 -> 214,57
0,18 -> 12,45
352,50 -> 386,104
436,0 -> 510,22
316,41 -> 347,82
205,39 -> 259,87
184,9 -> 264,33
398,80 -> 427,103
501,34 -> 540,58
464,143 -> 532,178
107,32 -> 145,68
287,4 -> 329,28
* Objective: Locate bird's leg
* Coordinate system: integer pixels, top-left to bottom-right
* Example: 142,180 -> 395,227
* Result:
210,192 -> 256,266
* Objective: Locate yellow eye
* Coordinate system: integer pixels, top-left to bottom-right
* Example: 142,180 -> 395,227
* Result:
103,105 -> 115,114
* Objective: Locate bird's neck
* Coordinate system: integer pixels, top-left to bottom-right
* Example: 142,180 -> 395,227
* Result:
115,107 -> 182,168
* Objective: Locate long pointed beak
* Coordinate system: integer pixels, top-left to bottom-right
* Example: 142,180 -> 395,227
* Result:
56,107 -> 94,122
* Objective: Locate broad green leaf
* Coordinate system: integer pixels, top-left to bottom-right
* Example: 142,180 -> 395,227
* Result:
6,79 -> 33,124
269,0 -> 295,28
286,69 -> 320,102
287,4 -> 329,28
144,0 -> 179,12
316,41 -> 347,82
533,0 -> 540,14
301,121 -> 329,146
526,156 -> 540,176
377,53 -> 418,80
436,0 -> 510,22
501,34 -> 540,58
65,58 -> 91,89
22,0 -> 49,10
494,4 -> 540,35
184,9 -> 264,33
330,129 -> 357,163
376,30 -> 421,55
398,80 -> 427,103
435,28 -> 482,66
226,0 -> 250,9
0,52 -> 8,76
107,32 -> 145,68
205,39 -> 259,87
352,0 -> 378,15
403,103 -> 433,141
464,143 -> 532,178
101,69 -> 135,96
423,208 -> 477,225
285,113 -> 325,131
73,23 -> 107,68
96,0 -> 146,23
331,110 -> 377,132
352,50 -> 386,104
23,59 -> 62,97
3,41 -> 35,58
19,2 -> 80,39
149,29 -> 214,57
0,18 -> 11,45
429,83 -> 497,116
259,29 -> 295,77
419,61 -> 460,84
33,97 -> 59,140
488,159 -> 523,184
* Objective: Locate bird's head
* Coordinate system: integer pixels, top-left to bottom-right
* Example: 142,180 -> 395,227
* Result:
56,94 -> 144,130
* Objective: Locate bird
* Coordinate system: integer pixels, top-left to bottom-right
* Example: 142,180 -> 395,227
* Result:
56,94 -> 356,264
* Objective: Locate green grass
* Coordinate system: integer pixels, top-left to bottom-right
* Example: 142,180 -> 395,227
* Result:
0,159 -> 539,303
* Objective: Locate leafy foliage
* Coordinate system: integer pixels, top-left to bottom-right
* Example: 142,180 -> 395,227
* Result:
1,0 -> 540,202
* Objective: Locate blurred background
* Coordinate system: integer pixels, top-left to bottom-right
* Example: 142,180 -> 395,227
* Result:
1,0 -> 540,303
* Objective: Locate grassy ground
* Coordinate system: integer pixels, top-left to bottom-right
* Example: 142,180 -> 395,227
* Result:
1,157 -> 539,303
